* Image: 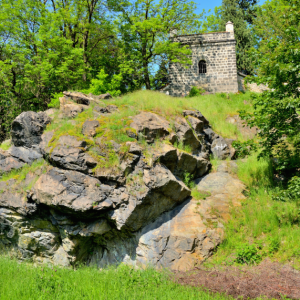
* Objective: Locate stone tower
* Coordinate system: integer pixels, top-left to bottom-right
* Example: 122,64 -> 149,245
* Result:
163,21 -> 239,96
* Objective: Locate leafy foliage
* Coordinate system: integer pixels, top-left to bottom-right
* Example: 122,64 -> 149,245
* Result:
240,0 -> 300,173
232,139 -> 257,158
220,0 -> 256,74
82,69 -> 123,97
273,176 -> 300,205
110,0 -> 202,90
235,243 -> 262,265
188,86 -> 206,97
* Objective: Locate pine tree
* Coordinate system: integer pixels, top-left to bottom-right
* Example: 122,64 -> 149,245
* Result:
221,0 -> 255,74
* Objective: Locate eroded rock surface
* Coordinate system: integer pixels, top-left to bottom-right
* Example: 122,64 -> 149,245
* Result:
0,101 -> 244,271
11,111 -> 51,147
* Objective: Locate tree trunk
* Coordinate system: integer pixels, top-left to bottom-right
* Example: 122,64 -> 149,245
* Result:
143,61 -> 151,90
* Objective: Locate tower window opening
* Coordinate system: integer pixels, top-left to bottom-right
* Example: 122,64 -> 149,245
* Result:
199,60 -> 207,74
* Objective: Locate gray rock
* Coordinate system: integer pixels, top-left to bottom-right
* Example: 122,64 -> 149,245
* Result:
186,115 -> 204,133
11,111 -> 51,148
203,127 -> 219,143
33,168 -> 128,217
8,146 -> 42,164
130,112 -> 170,143
182,110 -> 209,126
112,164 -> 190,232
82,120 -> 100,137
94,105 -> 118,114
154,144 -> 211,179
174,117 -> 200,151
211,137 -> 231,160
126,142 -> 142,155
63,91 -> 91,105
42,135 -> 97,174
0,156 -> 24,174
53,246 -> 70,267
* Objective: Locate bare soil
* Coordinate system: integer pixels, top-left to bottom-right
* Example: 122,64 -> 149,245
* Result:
174,259 -> 300,299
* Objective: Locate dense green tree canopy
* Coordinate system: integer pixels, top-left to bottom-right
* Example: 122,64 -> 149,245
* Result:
240,0 -> 300,173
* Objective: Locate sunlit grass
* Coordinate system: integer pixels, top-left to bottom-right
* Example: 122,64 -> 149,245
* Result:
0,139 -> 11,151
0,257 -> 233,300
206,153 -> 300,269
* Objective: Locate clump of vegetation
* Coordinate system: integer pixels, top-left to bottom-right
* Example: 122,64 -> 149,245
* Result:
192,188 -> 211,200
188,86 -> 206,97
235,243 -> 262,265
232,139 -> 258,158
0,140 -> 11,151
48,93 -> 63,109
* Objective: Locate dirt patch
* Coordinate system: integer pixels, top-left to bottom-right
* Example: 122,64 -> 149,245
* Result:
174,259 -> 300,299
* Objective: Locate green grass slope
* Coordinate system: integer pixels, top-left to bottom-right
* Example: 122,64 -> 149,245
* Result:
0,257 -> 232,300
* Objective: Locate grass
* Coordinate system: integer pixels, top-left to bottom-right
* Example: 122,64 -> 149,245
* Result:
205,153 -> 300,269
107,90 -> 254,141
44,90 -> 253,171
0,159 -> 46,183
0,139 -> 11,151
0,256 -> 233,300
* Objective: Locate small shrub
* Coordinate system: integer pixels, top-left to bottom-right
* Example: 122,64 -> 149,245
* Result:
175,141 -> 192,154
48,92 -> 63,108
183,172 -> 194,189
268,237 -> 280,255
232,139 -> 258,159
188,86 -> 205,97
235,243 -> 262,265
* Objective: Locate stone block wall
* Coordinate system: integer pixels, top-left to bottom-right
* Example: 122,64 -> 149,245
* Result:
163,31 -> 239,97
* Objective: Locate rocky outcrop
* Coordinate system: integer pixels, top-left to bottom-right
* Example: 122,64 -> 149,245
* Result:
0,92 -> 244,271
41,134 -> 97,174
130,112 -> 170,143
11,111 -> 51,148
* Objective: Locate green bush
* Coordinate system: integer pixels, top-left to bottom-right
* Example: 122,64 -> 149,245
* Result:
273,176 -> 300,204
232,139 -> 258,159
188,86 -> 205,97
82,69 -> 123,97
48,93 -> 63,108
235,244 -> 262,265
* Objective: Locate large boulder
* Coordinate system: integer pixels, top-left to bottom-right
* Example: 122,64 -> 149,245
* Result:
211,137 -> 231,160
11,111 -> 51,148
111,164 -> 190,232
82,120 -> 100,137
130,112 -> 170,143
63,91 -> 92,105
41,133 -> 97,174
32,167 -> 126,217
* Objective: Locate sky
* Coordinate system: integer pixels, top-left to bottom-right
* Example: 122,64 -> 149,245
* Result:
196,0 -> 266,14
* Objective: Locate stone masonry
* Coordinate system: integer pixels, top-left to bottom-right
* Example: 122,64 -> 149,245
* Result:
163,22 -> 239,96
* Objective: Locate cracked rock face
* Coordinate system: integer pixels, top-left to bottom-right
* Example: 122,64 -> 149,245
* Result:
0,100 -> 242,270
11,111 -> 51,148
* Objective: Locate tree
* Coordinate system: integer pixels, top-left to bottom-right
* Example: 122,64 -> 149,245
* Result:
220,0 -> 255,74
0,0 -> 117,142
110,0 -> 202,90
240,0 -> 300,174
